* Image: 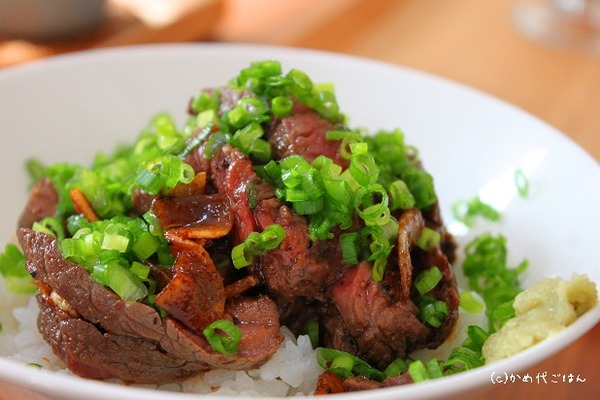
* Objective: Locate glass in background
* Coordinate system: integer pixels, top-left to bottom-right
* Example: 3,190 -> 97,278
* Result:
513,0 -> 600,50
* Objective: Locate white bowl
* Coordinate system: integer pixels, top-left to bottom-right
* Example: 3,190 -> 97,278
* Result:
0,43 -> 598,400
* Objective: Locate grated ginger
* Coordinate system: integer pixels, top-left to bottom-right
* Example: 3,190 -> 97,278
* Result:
482,274 -> 598,363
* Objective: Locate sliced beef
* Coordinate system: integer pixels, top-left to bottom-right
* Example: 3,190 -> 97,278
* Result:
323,262 -> 429,370
210,145 -> 345,301
210,144 -> 264,243
254,199 -> 345,301
267,104 -> 348,167
151,193 -> 234,239
154,246 -> 225,334
413,246 -> 460,349
396,208 -> 425,301
341,372 -> 413,392
36,293 -> 205,383
17,178 -> 59,228
18,229 -> 283,383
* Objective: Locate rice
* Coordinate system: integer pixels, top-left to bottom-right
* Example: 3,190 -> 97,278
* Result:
0,275 -> 323,396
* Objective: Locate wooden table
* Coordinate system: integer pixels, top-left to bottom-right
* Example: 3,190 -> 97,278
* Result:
1,0 -> 598,399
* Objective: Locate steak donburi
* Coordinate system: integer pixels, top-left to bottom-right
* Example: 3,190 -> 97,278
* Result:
10,60 -> 459,391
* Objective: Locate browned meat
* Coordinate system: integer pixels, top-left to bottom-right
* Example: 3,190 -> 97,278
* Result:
210,145 -> 345,301
323,262 -> 429,370
314,371 -> 346,395
154,246 -> 225,333
210,144 -> 264,243
267,104 -> 348,167
396,208 -> 425,300
18,229 -> 283,382
17,178 -> 58,228
342,372 -> 413,392
222,295 -> 284,369
342,376 -> 384,392
413,246 -> 460,349
255,199 -> 345,301
151,193 -> 234,239
36,293 -> 206,383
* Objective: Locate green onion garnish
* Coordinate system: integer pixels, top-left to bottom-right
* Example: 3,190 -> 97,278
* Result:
459,291 -> 485,313
316,348 -> 386,381
462,233 -> 526,332
414,266 -> 443,295
407,360 -> 429,383
231,224 -> 286,269
384,357 -> 408,377
452,196 -> 500,227
418,298 -> 450,328
514,168 -> 529,198
31,217 -> 65,241
304,320 -> 319,349
415,227 -> 441,251
0,244 -> 36,294
203,319 -> 242,356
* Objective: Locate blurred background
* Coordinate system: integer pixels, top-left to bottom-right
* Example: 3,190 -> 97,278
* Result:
0,0 -> 598,398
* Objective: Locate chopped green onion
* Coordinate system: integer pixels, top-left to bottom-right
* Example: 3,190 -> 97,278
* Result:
459,291 -> 485,313
417,296 -> 449,328
231,243 -> 253,269
203,131 -> 231,159
489,300 -> 516,332
102,262 -> 148,301
231,224 -> 286,269
388,179 -> 416,210
384,358 -> 408,377
415,227 -> 441,251
226,97 -> 270,129
348,153 -> 379,185
0,244 -> 36,294
258,224 -> 286,250
190,89 -> 221,114
25,158 -> 46,187
330,354 -> 355,378
462,233 -> 525,332
353,184 -> 389,226
442,325 -> 488,374
316,348 -> 386,381
304,320 -> 319,349
514,168 -> 529,198
401,167 -> 437,209
452,196 -> 500,227
31,217 -> 65,241
101,233 -> 130,252
203,319 -> 242,356
426,359 -> 443,378
130,232 -> 159,260
271,96 -> 293,116
27,363 -> 42,369
340,232 -> 360,265
407,360 -> 429,383
414,266 -> 443,295
130,261 -> 150,280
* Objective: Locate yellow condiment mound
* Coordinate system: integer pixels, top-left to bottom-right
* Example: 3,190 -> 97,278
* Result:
482,274 -> 598,363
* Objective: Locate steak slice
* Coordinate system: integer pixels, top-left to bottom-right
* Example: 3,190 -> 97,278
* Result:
267,104 -> 348,168
210,145 -> 345,301
17,178 -> 59,229
18,229 -> 283,383
323,262 -> 429,370
36,293 -> 204,383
